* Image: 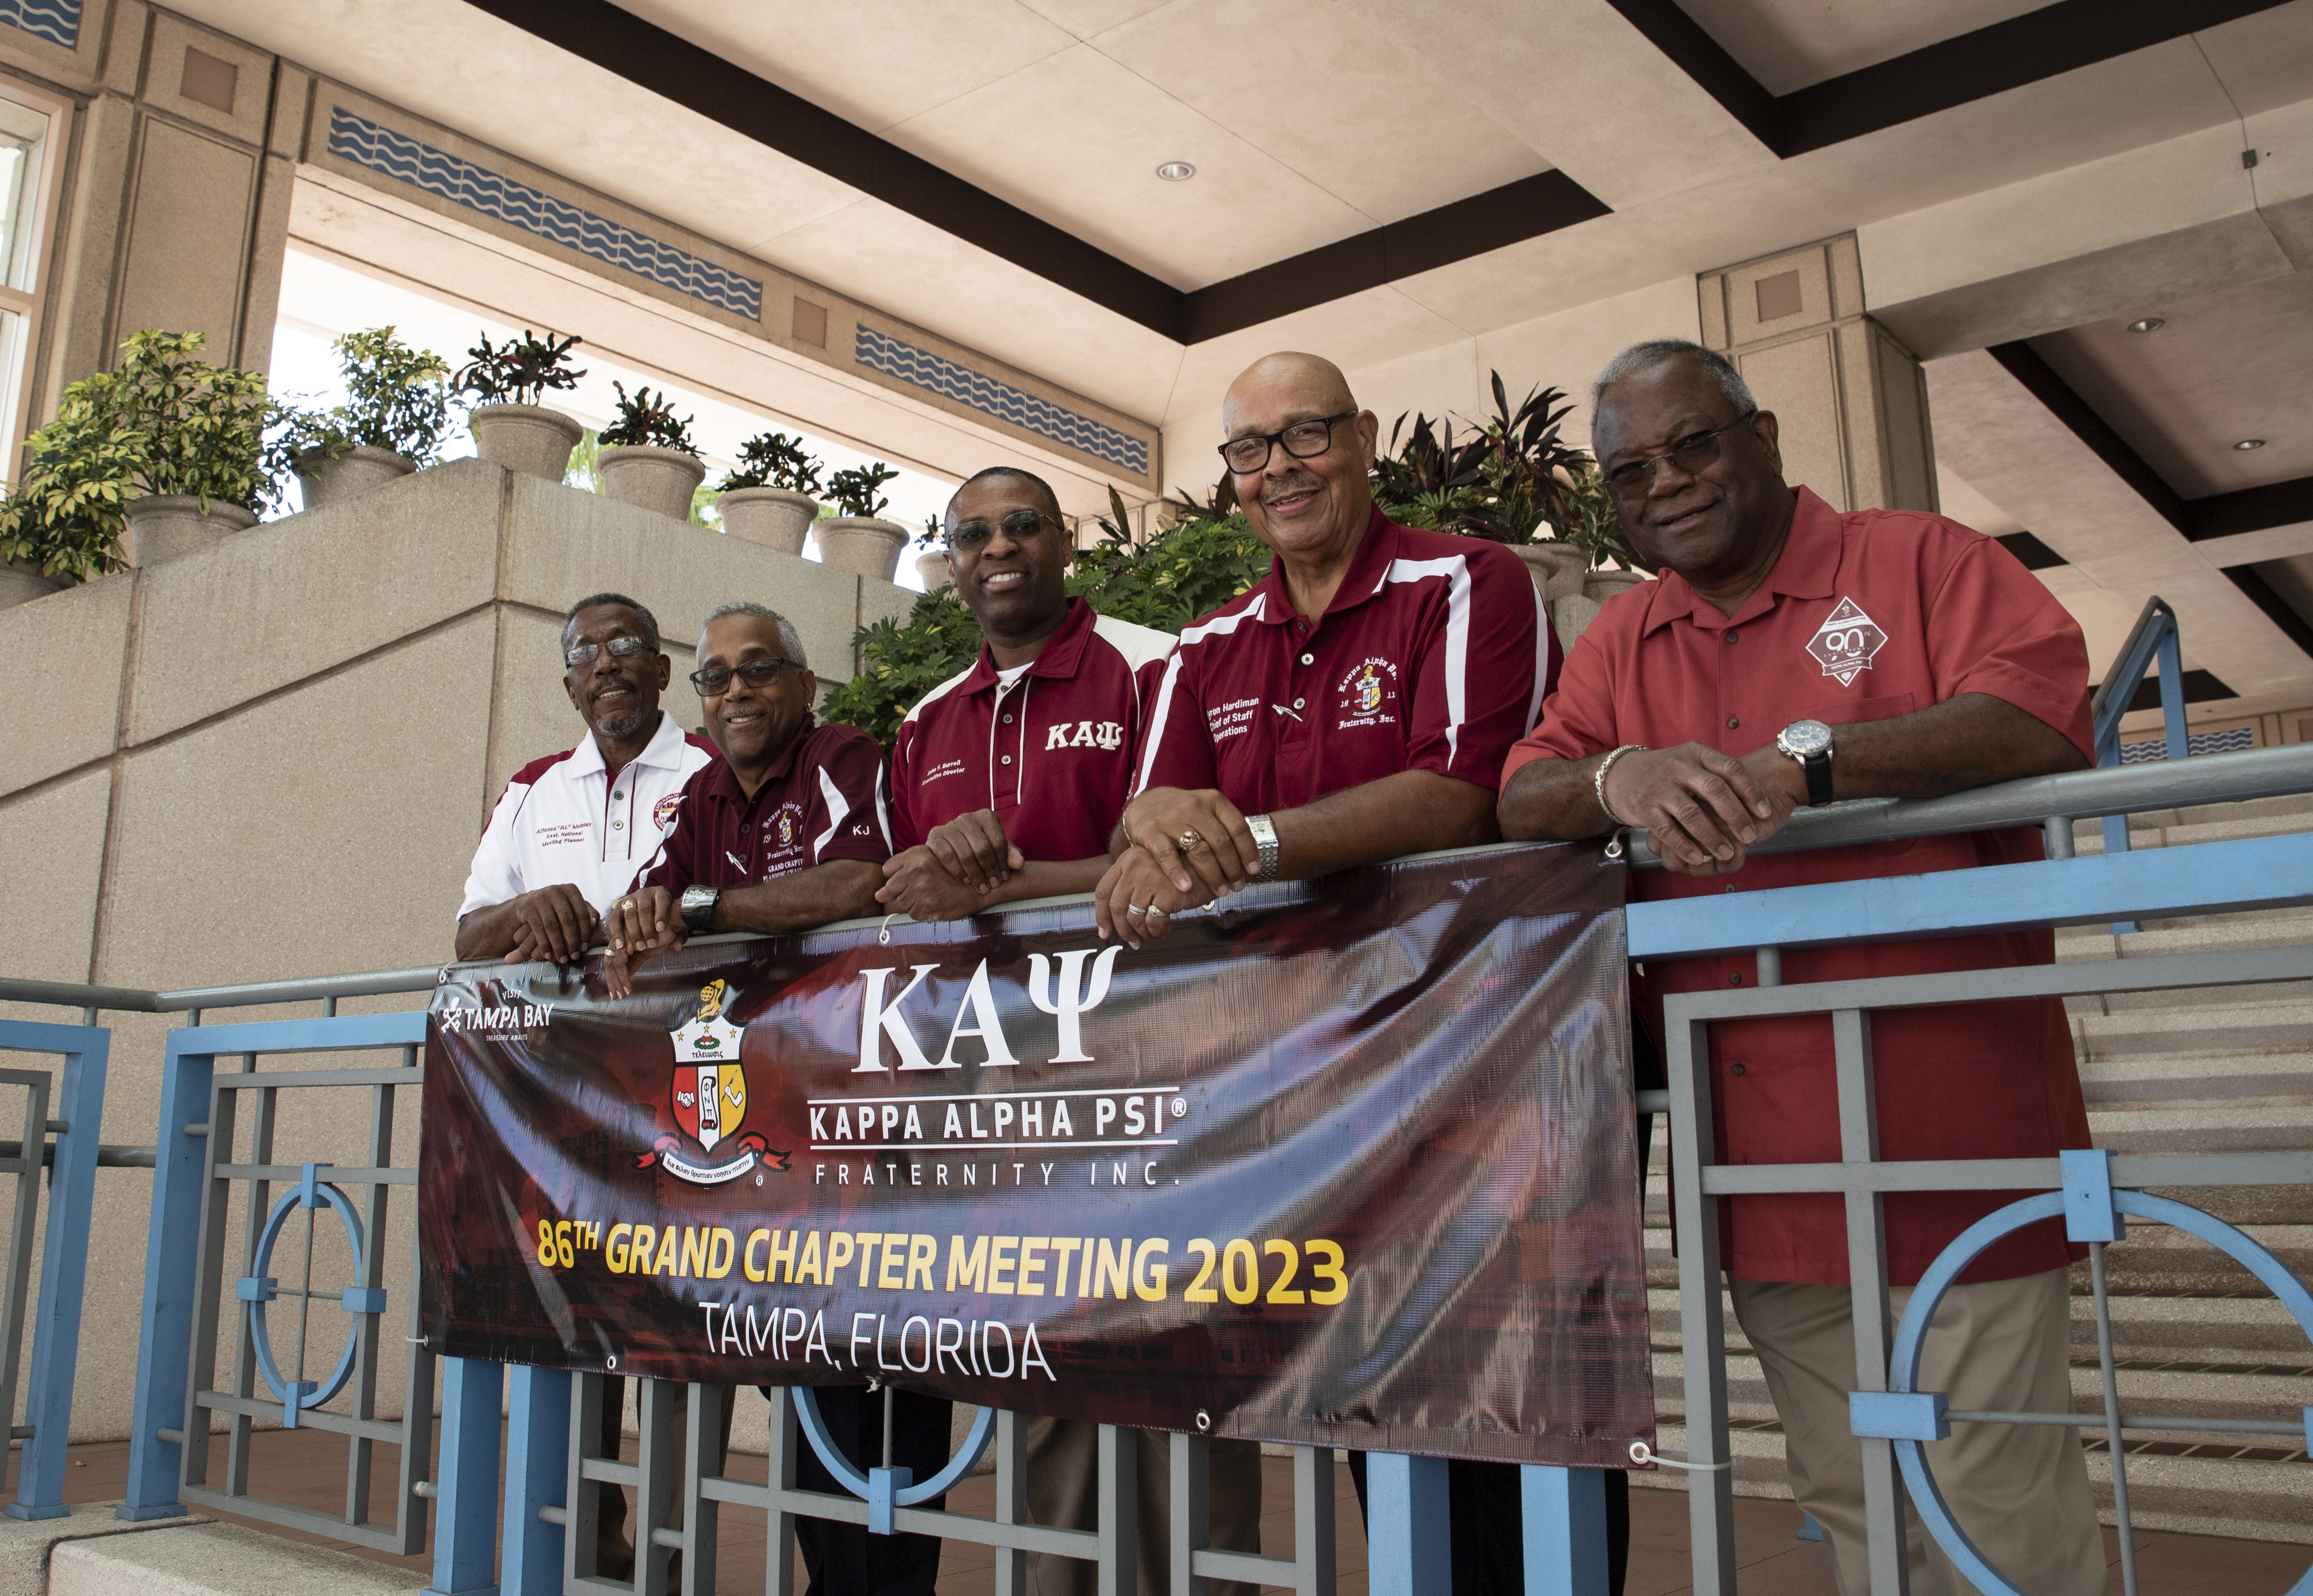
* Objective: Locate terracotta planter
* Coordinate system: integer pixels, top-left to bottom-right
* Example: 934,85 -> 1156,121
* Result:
716,486 -> 820,554
469,403 -> 584,482
296,445 -> 415,510
0,558 -> 64,610
599,445 -> 707,520
123,495 -> 259,565
915,549 -> 953,592
815,515 -> 909,581
1513,540 -> 1590,602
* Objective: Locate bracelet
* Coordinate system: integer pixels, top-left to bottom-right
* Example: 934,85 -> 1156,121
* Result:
1593,744 -> 1647,828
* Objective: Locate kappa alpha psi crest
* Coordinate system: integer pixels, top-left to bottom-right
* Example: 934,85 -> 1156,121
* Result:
1806,597 -> 1888,687
637,978 -> 788,1185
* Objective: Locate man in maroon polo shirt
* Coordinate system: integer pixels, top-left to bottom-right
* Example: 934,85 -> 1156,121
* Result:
1498,340 -> 2102,1596
1094,351 -> 1561,1596
605,602 -> 953,1596
877,466 -> 1172,919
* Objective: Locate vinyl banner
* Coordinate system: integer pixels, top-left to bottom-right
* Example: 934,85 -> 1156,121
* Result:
419,843 -> 1653,1466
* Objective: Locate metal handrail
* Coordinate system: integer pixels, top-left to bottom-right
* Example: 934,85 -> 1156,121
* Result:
1621,740 -> 2313,868
0,967 -> 439,1015
2088,594 -> 2183,751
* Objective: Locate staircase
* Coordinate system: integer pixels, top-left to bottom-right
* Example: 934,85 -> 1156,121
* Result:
1642,787 -> 2313,1546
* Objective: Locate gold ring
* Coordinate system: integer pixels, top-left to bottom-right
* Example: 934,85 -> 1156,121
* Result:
1179,828 -> 1204,852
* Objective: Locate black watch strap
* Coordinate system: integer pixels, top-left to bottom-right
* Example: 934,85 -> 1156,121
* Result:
680,888 -> 719,932
1801,751 -> 1835,807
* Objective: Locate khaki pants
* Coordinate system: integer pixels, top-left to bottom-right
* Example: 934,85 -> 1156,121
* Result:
1731,1269 -> 2102,1596
1024,1419 -> 1263,1596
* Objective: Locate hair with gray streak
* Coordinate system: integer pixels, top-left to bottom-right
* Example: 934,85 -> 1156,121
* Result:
702,601 -> 806,668
1591,339 -> 1757,424
561,592 -> 661,653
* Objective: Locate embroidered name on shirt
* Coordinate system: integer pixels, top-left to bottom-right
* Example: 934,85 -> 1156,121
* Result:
1207,697 -> 1258,743
1808,598 -> 1888,687
535,821 -> 590,847
1043,720 -> 1124,752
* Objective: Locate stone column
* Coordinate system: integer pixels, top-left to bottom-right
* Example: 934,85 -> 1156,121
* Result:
1698,233 -> 1938,514
5,0 -> 291,420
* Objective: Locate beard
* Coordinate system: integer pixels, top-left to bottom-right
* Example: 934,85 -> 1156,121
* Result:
596,704 -> 653,741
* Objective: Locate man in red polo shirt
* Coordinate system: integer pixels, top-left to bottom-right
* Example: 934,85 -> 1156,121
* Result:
1498,340 -> 2101,1596
876,466 -> 1172,920
1095,352 -> 1562,1596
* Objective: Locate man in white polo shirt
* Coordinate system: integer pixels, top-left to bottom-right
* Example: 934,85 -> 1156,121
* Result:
457,592 -> 717,963
452,590 -> 714,1581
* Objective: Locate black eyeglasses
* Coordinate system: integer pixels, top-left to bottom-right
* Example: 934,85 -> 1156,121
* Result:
689,657 -> 804,696
1601,412 -> 1758,496
1218,409 -> 1357,474
947,508 -> 1056,553
564,634 -> 652,668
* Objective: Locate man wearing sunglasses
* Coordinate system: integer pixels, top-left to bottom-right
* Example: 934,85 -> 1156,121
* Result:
877,466 -> 1173,921
603,602 -> 889,994
1498,340 -> 2100,1596
457,593 -> 718,965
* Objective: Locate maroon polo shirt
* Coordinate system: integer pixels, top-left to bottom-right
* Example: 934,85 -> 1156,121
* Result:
1504,487 -> 2095,1288
641,717 -> 891,892
1134,509 -> 1555,809
891,598 -> 1175,861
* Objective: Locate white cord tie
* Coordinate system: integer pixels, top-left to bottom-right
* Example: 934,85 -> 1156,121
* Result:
1629,1440 -> 1731,1471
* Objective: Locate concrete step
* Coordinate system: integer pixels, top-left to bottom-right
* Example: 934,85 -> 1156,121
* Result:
2056,908 -> 2313,964
2076,1051 -> 2313,1105
2076,1002 -> 2313,1061
2071,803 -> 2313,854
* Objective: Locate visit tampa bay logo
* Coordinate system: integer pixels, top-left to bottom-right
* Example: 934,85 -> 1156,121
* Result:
638,979 -> 790,1186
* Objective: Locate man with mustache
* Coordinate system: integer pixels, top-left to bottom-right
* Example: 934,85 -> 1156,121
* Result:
1498,340 -> 2101,1596
1099,352 -> 1562,1596
453,591 -> 716,1577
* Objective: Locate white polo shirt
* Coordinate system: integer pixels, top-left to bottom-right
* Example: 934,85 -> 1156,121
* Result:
459,711 -> 719,919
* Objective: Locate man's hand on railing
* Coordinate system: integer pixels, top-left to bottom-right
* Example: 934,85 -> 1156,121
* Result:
501,884 -> 604,965
603,886 -> 687,999
1604,742 -> 1798,877
1093,844 -> 1211,948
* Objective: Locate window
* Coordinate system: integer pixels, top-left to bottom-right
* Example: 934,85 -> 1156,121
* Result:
0,78 -> 66,485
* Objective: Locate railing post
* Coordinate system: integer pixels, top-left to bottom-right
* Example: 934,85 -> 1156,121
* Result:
1832,1009 -> 1909,1596
118,1031 -> 213,1520
423,1357 -> 504,1596
501,1365 -> 570,1596
1,1022 -> 106,1521
1665,1007 -> 1737,1595
1522,1465 -> 1607,1596
1097,1424 -> 1138,1596
1169,1431 -> 1209,1596
1365,1452 -> 1449,1596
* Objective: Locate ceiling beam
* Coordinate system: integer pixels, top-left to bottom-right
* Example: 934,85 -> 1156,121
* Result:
1607,0 -> 2294,159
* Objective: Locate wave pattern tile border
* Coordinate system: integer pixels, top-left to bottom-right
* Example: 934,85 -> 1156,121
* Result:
2119,726 -> 2258,764
327,108 -> 762,321
0,0 -> 78,47
855,326 -> 1149,476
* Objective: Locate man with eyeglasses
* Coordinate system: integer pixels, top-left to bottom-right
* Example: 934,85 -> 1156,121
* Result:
453,591 -> 716,1578
878,466 -> 1172,920
1097,351 -> 1559,1596
1498,340 -> 2101,1596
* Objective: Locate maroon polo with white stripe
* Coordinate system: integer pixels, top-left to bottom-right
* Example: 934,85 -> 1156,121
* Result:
641,716 -> 891,891
1133,509 -> 1557,808
890,598 -> 1175,861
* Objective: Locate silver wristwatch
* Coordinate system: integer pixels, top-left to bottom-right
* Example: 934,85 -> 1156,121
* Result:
678,885 -> 720,932
1775,719 -> 1837,807
1245,813 -> 1281,878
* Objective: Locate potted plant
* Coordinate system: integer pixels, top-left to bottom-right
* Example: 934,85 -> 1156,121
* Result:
274,326 -> 454,510
593,382 -> 704,519
815,463 -> 907,580
0,330 -> 277,580
912,512 -> 951,591
711,430 -> 823,554
455,329 -> 585,481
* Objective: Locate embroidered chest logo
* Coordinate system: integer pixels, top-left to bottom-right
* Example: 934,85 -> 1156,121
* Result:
652,793 -> 683,831
1043,720 -> 1125,752
1807,598 -> 1888,687
1335,657 -> 1401,728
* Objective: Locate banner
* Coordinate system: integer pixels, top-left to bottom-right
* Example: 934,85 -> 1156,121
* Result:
420,843 -> 1653,1466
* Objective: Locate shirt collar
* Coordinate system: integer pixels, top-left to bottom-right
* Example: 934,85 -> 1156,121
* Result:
1249,506 -> 1399,627
1637,485 -> 1841,636
569,709 -> 689,780
960,597 -> 1097,693
701,715 -> 815,803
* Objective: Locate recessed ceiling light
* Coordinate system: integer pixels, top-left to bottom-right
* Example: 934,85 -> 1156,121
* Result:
1156,161 -> 1195,182
2234,438 -> 2266,451
2127,317 -> 2165,334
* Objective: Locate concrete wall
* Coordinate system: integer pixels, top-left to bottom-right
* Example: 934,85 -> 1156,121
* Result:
0,458 -> 916,1441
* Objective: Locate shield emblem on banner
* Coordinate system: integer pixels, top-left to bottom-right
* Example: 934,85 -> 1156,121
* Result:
669,980 -> 748,1154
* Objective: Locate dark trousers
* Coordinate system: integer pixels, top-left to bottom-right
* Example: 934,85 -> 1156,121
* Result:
1346,1455 -> 1630,1596
793,1385 -> 956,1596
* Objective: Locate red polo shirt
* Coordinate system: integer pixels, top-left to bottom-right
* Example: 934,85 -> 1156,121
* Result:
641,717 -> 891,892
890,598 -> 1174,861
1504,486 -> 2095,1287
1134,510 -> 1556,809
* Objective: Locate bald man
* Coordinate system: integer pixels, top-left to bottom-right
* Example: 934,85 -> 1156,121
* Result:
1095,353 -> 1570,1596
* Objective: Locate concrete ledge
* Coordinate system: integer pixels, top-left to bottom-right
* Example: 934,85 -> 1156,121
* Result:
49,1519 -> 424,1596
0,1499 -> 204,1596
